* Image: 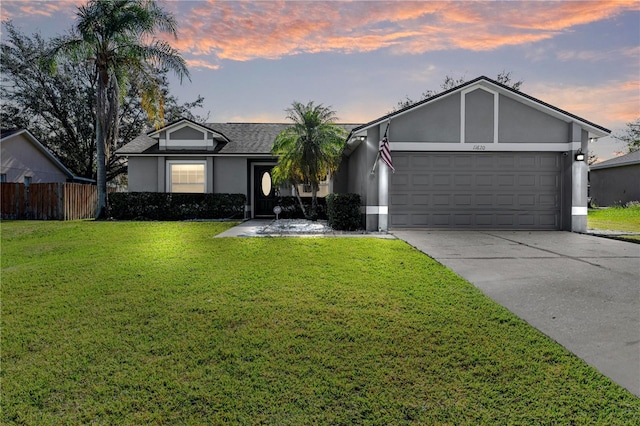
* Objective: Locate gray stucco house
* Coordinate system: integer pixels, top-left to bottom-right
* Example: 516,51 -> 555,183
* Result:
116,76 -> 610,232
115,119 -> 360,217
1,129 -> 91,184
589,150 -> 640,206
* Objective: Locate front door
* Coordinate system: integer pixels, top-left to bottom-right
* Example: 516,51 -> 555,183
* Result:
254,165 -> 277,217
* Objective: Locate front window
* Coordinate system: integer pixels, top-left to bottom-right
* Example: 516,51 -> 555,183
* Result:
168,162 -> 205,193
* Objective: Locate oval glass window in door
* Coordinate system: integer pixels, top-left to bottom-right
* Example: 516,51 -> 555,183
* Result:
261,171 -> 272,196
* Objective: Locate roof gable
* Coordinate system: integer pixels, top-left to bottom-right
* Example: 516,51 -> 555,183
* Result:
0,129 -> 75,179
349,76 -> 610,139
147,118 -> 230,143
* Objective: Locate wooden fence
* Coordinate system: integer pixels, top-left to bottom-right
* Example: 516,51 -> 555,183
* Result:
1,182 -> 97,220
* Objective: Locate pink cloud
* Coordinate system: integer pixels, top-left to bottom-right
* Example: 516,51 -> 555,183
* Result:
1,0 -> 81,20
185,58 -> 220,70
2,1 -> 636,71
164,0 -> 637,69
530,79 -> 639,128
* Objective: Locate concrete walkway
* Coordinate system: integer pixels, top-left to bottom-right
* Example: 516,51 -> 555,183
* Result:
392,230 -> 640,396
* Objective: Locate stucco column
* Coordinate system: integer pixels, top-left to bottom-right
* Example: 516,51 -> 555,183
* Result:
378,158 -> 389,231
365,127 -> 380,231
570,123 -> 588,232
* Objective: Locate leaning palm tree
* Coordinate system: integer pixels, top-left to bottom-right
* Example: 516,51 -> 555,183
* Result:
271,101 -> 347,219
50,0 -> 190,218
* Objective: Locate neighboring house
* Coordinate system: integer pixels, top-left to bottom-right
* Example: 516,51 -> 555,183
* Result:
0,128 -> 93,184
589,150 -> 640,206
117,76 -> 610,232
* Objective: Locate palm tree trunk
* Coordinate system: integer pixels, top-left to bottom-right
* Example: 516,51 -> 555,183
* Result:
94,75 -> 107,219
310,184 -> 319,221
292,181 -> 307,218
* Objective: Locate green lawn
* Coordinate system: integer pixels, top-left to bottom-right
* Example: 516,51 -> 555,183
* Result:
588,205 -> 640,241
2,221 -> 638,424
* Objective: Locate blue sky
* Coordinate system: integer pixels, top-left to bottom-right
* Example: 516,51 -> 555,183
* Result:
1,0 -> 638,161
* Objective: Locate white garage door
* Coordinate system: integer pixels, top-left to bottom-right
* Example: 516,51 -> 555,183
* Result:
389,152 -> 562,229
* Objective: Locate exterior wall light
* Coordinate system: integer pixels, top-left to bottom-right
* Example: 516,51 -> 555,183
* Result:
575,150 -> 585,162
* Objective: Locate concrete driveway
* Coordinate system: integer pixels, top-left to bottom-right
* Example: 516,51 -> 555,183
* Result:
392,230 -> 640,397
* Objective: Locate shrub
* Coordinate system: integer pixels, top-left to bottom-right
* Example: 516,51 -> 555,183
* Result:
108,193 -> 246,220
326,193 -> 362,231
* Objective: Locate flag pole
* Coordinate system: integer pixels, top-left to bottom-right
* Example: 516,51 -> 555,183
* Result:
370,151 -> 380,175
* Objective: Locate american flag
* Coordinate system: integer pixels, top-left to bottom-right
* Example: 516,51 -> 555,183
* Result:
379,125 -> 395,172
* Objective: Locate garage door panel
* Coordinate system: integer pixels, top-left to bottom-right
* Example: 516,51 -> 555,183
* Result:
497,156 -> 516,168
390,214 -> 410,226
454,175 -> 472,186
412,174 -> 430,185
476,156 -> 495,168
476,194 -> 494,205
410,156 -> 430,167
432,156 -> 452,167
517,214 -> 535,226
540,155 -> 561,168
453,194 -> 472,205
454,156 -> 474,167
390,193 -> 409,206
391,174 -> 409,187
539,194 -> 559,207
517,155 -> 537,168
433,214 -> 451,225
518,194 -> 536,207
496,194 -> 515,206
518,175 -> 536,186
476,214 -> 493,226
476,175 -> 493,186
432,194 -> 449,206
394,155 -> 410,168
454,214 -> 472,225
540,174 -> 559,188
412,194 -> 429,205
540,214 -> 559,227
433,175 -> 451,186
497,175 -> 515,186
390,152 -> 562,229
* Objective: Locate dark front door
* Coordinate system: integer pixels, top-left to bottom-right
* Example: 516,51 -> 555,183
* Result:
254,165 -> 277,217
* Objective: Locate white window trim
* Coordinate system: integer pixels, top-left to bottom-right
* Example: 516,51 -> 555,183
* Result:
166,160 -> 207,193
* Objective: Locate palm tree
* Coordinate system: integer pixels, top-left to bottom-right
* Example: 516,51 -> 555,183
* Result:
50,0 -> 190,218
271,101 -> 347,219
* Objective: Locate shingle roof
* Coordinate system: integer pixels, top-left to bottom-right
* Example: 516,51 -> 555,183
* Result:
590,150 -> 640,170
116,122 -> 362,155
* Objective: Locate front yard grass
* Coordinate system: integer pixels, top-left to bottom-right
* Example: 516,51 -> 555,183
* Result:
2,221 -> 638,424
588,205 -> 640,241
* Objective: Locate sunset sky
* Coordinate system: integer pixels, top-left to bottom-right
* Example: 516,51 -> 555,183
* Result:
1,0 -> 638,161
